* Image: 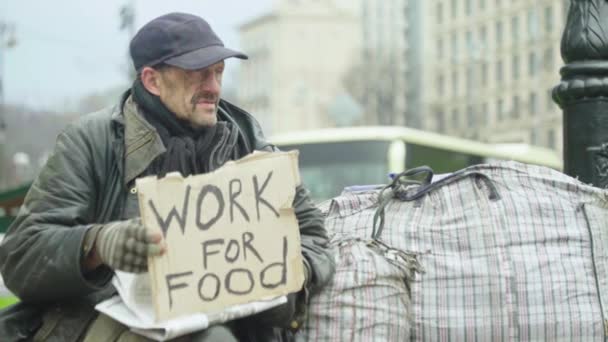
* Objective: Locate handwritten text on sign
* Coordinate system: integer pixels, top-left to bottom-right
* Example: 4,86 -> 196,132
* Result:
136,151 -> 305,321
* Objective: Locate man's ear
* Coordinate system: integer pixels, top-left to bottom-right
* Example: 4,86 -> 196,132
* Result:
140,66 -> 162,96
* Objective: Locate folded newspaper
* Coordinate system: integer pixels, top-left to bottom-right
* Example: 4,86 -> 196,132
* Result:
95,271 -> 287,341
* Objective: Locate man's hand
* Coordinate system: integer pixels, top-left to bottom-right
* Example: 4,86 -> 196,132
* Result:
91,218 -> 165,273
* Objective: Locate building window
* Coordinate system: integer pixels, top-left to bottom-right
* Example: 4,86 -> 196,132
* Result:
497,98 -> 504,121
451,32 -> 459,59
529,51 -> 537,76
512,95 -> 520,118
481,102 -> 489,125
531,129 -> 538,145
452,108 -> 460,128
436,110 -> 446,132
481,62 -> 488,86
548,128 -> 556,149
437,39 -> 444,59
543,47 -> 554,71
479,25 -> 487,51
479,0 -> 485,11
467,105 -> 475,127
466,65 -> 474,94
496,59 -> 503,84
451,0 -> 458,17
465,0 -> 472,15
452,71 -> 459,96
529,92 -> 537,115
527,8 -> 539,39
545,5 -> 553,33
496,20 -> 503,46
511,16 -> 519,43
466,30 -> 474,57
512,54 -> 520,80
437,2 -> 444,24
438,74 -> 446,94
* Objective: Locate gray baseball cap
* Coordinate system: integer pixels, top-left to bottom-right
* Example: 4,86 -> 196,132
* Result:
129,12 -> 248,71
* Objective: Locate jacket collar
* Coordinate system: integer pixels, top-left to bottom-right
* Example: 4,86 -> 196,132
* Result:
112,90 -> 165,185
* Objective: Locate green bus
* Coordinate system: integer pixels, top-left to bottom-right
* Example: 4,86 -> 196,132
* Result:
270,126 -> 563,202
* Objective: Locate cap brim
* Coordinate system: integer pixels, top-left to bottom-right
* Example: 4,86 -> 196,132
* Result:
164,45 -> 248,70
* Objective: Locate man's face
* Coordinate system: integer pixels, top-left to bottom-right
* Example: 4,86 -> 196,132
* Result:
156,61 -> 225,128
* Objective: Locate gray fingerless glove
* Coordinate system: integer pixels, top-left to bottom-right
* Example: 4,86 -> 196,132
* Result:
96,218 -> 163,273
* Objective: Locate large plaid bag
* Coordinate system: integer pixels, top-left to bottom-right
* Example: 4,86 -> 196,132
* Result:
296,238 -> 419,341
298,161 -> 608,341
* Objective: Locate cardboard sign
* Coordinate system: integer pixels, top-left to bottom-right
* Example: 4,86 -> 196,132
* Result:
136,151 -> 305,321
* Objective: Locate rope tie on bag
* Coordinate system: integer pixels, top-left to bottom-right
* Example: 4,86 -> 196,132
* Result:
371,166 -> 501,240
372,166 -> 434,240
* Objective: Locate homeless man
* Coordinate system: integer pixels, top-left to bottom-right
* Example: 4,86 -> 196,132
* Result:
0,12 -> 334,342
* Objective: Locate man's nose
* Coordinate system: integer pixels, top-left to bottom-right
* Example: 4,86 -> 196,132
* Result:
201,74 -> 221,93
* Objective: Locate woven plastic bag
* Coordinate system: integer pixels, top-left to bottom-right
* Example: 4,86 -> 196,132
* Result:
299,161 -> 608,341
296,238 -> 418,341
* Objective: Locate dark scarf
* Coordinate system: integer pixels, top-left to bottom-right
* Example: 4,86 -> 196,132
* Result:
131,79 -> 239,177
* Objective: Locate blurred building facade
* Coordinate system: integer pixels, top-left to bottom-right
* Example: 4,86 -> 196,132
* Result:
403,1 -> 434,129
416,0 -> 569,152
352,0 -> 408,126
238,0 -> 569,153
237,0 -> 361,135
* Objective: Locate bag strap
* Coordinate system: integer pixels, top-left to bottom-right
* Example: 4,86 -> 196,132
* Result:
394,169 -> 500,202
371,166 -> 500,240
371,166 -> 434,240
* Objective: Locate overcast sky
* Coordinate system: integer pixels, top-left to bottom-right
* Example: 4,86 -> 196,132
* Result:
1,0 -> 274,111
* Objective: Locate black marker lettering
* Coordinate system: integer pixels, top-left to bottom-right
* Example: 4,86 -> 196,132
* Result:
166,271 -> 193,309
224,239 -> 240,263
229,179 -> 250,223
225,268 -> 254,295
149,185 -> 191,238
260,237 -> 288,289
253,172 -> 279,220
196,185 -> 225,231
242,232 -> 264,263
198,273 -> 221,301
201,239 -> 224,269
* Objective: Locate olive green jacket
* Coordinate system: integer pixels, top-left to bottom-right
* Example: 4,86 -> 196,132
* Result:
0,91 -> 334,341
